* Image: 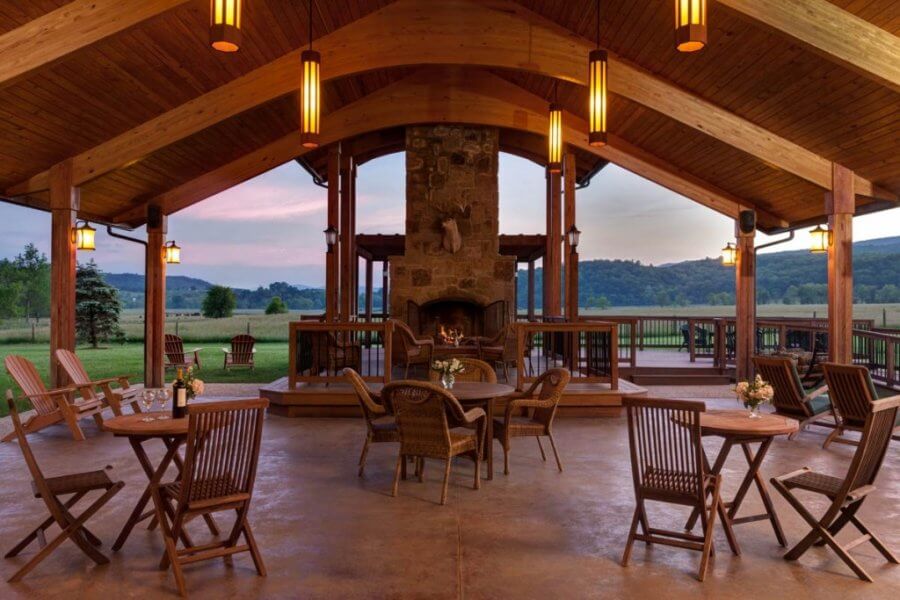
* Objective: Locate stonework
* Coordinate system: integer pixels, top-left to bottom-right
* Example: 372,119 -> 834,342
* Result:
389,125 -> 515,324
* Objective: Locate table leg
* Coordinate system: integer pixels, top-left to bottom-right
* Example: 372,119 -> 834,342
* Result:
486,398 -> 494,481
733,439 -> 787,547
686,438 -> 734,531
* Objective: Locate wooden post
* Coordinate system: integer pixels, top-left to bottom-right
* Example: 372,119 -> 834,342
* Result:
340,154 -> 355,321
828,163 -> 854,363
527,260 -> 535,321
544,168 -> 562,318
365,257 -> 374,322
382,259 -> 389,318
145,206 -> 167,388
350,163 -> 359,318
325,144 -> 340,321
563,153 -> 577,321
48,160 -> 78,387
735,210 -> 757,381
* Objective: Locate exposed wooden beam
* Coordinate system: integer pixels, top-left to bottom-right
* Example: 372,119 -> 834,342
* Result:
112,70 -> 787,230
717,0 -> 900,94
0,0 -> 190,89
9,0 -> 889,205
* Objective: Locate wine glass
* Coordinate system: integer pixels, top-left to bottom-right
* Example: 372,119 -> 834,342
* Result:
155,388 -> 170,419
140,389 -> 156,421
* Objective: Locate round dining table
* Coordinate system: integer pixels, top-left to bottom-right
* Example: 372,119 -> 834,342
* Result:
685,409 -> 799,548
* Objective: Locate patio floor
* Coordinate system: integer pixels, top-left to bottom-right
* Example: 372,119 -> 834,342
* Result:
0,389 -> 897,599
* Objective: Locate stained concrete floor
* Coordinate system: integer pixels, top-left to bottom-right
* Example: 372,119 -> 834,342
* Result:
0,390 -> 897,599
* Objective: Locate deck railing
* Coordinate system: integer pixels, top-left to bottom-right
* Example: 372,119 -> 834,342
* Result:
515,321 -> 618,391
851,329 -> 900,389
289,321 -> 394,387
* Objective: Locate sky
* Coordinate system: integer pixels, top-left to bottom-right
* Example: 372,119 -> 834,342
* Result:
2,153 -> 898,289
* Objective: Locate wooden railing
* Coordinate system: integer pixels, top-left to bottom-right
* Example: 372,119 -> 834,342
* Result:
515,321 -> 619,391
580,316 -> 637,370
289,321 -> 394,387
851,329 -> 900,389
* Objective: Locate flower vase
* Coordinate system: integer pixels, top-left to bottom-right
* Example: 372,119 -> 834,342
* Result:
746,403 -> 761,418
441,373 -> 455,390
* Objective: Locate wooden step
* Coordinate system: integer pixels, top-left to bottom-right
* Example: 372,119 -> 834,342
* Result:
630,373 -> 734,386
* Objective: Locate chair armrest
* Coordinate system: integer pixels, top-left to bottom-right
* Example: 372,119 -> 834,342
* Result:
19,386 -> 78,400
414,337 -> 435,348
802,385 -> 828,402
460,407 -> 486,425
222,348 -> 231,354
251,348 -> 257,353
771,466 -> 812,485
191,347 -> 204,352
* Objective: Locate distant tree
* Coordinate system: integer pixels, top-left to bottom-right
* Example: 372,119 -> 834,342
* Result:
587,294 -> 611,309
13,243 -> 50,318
75,260 -> 123,348
202,285 -> 236,318
875,284 -> 900,303
265,296 -> 288,314
0,260 -> 24,319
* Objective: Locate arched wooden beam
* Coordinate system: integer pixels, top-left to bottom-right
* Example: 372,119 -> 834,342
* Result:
8,0 -> 890,203
111,69 -> 787,231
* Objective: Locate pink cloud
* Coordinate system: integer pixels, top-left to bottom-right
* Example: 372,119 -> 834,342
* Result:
186,184 -> 326,221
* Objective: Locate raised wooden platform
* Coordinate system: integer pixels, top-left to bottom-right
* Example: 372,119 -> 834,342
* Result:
260,377 -> 648,418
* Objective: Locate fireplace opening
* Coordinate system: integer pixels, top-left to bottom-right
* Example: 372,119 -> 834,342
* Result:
407,299 -> 507,342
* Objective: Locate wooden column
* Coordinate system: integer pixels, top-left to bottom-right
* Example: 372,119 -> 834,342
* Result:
48,161 -> 78,387
382,260 -> 389,318
563,153 -> 577,321
350,163 -> 358,318
339,154 -> 355,320
828,164 -> 855,363
735,210 -> 756,381
544,168 -> 563,318
145,206 -> 167,388
527,260 -> 536,321
325,144 -> 341,321
365,257 -> 374,322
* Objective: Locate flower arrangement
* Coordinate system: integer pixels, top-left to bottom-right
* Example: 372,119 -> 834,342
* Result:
183,366 -> 205,399
734,374 -> 774,418
431,358 -> 466,389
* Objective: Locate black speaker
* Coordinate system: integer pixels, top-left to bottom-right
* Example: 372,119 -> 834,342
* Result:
147,205 -> 163,229
738,210 -> 756,234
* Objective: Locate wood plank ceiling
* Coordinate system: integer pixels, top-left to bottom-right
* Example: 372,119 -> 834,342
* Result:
0,0 -> 897,232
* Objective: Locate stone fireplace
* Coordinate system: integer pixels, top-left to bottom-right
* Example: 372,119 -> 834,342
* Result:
389,125 -> 515,338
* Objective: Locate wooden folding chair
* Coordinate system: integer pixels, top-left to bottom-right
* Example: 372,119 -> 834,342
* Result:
821,362 -> 900,449
4,355 -> 105,442
152,399 -> 268,596
56,348 -> 142,416
165,333 -> 203,371
222,334 -> 256,370
753,355 -> 835,438
621,397 -> 739,581
4,393 -> 124,583
771,395 -> 900,582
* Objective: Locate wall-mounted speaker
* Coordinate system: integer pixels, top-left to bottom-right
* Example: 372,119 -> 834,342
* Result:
739,210 -> 756,234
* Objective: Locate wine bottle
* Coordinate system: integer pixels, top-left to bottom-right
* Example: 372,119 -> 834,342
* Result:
173,368 -> 187,419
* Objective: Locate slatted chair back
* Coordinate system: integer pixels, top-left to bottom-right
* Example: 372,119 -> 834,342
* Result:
822,363 -> 876,426
753,356 -> 806,415
344,368 -> 385,424
5,393 -> 51,495
5,355 -> 56,416
229,334 -> 256,365
55,349 -> 92,386
178,399 -> 267,507
841,397 -> 898,496
165,334 -> 188,365
623,397 -> 706,502
383,382 -> 464,459
428,358 -> 497,384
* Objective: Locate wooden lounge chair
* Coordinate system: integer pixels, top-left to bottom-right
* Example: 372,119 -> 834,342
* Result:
164,333 -> 203,371
4,393 -> 124,583
753,355 -> 834,438
427,357 -> 497,384
55,348 -> 142,415
390,319 -> 434,378
222,334 -> 256,370
381,381 -> 485,505
821,363 -> 900,449
152,399 -> 268,596
621,397 -> 739,582
344,368 -> 399,477
493,367 -> 569,475
3,355 -> 105,442
771,395 -> 900,582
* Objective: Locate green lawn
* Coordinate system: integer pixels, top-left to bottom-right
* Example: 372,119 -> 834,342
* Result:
0,342 -> 288,415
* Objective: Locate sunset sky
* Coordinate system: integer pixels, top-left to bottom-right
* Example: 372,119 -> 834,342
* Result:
2,154 -> 898,289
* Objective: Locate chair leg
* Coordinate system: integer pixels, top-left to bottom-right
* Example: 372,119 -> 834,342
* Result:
60,404 -> 86,441
621,505 -> 641,567
503,442 -> 510,475
822,426 -> 843,449
358,436 -> 371,477
440,459 -> 452,505
536,436 -> 547,461
152,489 -> 187,596
6,492 -> 86,557
547,432 -> 563,472
698,479 -> 721,582
472,451 -> 481,490
404,363 -> 410,379
848,514 -> 899,564
391,453 -> 403,497
242,522 -> 267,576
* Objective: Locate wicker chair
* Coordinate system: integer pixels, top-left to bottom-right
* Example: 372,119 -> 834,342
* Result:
622,397 -> 739,582
771,395 -> 900,582
493,367 -> 570,475
222,334 -> 256,369
55,348 -> 142,416
821,363 -> 900,449
344,368 -> 399,477
390,319 -> 435,378
310,331 -> 361,378
381,381 -> 485,505
478,325 -> 520,382
164,333 -> 203,371
427,357 -> 497,384
4,392 -> 125,583
753,355 -> 834,438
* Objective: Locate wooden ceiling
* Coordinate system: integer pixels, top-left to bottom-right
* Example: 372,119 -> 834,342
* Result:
0,0 -> 897,233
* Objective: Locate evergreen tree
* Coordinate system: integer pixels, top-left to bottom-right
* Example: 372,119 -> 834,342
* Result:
13,243 -> 50,318
265,296 -> 288,314
75,260 -> 123,348
202,285 -> 236,318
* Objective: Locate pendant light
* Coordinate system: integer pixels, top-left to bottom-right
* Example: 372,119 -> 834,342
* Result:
210,0 -> 242,53
548,83 -> 563,173
300,0 -> 321,148
588,0 -> 608,147
675,0 -> 707,53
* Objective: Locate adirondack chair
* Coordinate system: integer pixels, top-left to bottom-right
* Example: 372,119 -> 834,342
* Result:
164,333 -> 203,371
55,349 -> 142,415
753,355 -> 835,438
3,355 -> 105,442
222,334 -> 256,369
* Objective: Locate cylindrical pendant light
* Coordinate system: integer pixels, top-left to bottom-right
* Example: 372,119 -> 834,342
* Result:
548,103 -> 563,173
589,0 -> 608,146
210,0 -> 242,53
300,1 -> 321,148
675,0 -> 707,53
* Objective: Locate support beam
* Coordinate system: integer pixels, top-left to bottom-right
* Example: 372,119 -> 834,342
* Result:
0,0 -> 190,89
544,168 -> 563,318
382,260 -> 389,318
828,164 -> 855,363
145,206 -> 167,388
339,154 -> 355,320
365,258 -> 374,323
717,0 -> 900,93
527,260 -> 536,322
48,161 -> 78,387
734,211 -> 757,381
563,153 -> 578,321
325,145 -> 341,322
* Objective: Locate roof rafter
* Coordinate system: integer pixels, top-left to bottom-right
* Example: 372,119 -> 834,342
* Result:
716,0 -> 900,93
111,69 -> 787,231
0,0 -> 191,89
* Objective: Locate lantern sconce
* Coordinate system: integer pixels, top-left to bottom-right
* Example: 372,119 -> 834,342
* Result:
720,242 -> 737,267
164,240 -> 181,264
324,225 -> 338,253
675,0 -> 707,53
210,0 -> 242,53
566,225 -> 581,254
73,221 -> 96,251
809,224 -> 832,254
